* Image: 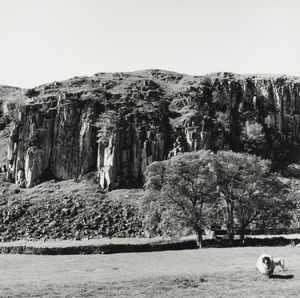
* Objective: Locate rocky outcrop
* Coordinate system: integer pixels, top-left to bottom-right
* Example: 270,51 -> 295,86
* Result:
50,95 -> 98,180
4,70 -> 300,189
6,94 -> 101,187
97,122 -> 167,190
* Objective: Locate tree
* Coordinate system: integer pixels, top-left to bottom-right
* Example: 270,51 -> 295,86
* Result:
94,110 -> 120,146
241,121 -> 266,155
253,178 -> 295,234
288,179 -> 300,230
234,174 -> 288,243
140,151 -> 216,248
212,151 -> 280,244
141,149 -> 293,248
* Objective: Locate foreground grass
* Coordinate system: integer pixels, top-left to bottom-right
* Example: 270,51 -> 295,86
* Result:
2,273 -> 298,298
0,246 -> 299,297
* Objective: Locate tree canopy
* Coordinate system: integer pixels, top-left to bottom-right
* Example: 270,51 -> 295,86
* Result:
140,150 -> 294,247
141,151 -> 216,247
212,151 -> 288,244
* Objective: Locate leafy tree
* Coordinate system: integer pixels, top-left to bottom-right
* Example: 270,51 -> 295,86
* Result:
253,189 -> 295,234
212,151 -> 240,245
94,110 -> 120,145
241,121 -> 266,155
288,179 -> 300,229
141,150 -> 217,248
252,178 -> 296,233
212,151 -> 285,244
141,149 -> 294,247
234,173 -> 289,242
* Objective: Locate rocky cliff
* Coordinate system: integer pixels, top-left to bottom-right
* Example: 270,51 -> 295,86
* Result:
3,70 -> 300,189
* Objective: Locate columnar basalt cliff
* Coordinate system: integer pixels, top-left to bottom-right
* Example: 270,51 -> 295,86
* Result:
7,98 -> 95,187
4,70 -> 300,189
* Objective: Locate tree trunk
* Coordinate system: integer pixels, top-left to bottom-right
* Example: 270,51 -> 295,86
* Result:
226,200 -> 234,246
240,225 -> 245,245
196,227 -> 204,248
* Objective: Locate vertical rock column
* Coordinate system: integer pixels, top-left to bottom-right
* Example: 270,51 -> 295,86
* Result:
6,104 -> 56,187
50,98 -> 98,180
24,147 -> 43,188
6,121 -> 19,183
51,100 -> 81,179
97,123 -> 168,190
98,133 -> 119,190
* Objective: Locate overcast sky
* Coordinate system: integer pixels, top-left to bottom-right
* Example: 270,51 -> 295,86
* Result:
1,0 -> 299,88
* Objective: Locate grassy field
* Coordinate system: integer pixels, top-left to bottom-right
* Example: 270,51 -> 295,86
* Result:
0,245 -> 299,297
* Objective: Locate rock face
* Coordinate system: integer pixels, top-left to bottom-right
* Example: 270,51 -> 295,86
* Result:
4,70 -> 300,189
6,95 -> 100,187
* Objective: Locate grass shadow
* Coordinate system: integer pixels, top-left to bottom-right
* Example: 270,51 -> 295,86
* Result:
269,274 -> 294,279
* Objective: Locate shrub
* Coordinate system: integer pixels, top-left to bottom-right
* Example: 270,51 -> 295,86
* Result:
25,88 -> 40,99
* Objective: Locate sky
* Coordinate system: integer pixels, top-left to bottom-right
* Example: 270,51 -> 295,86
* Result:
0,0 -> 300,88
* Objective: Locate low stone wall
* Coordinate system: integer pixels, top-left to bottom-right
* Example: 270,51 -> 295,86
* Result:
0,239 -> 198,255
1,236 -> 299,255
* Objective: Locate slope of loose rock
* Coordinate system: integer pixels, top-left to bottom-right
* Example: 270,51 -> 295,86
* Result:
0,172 -> 145,243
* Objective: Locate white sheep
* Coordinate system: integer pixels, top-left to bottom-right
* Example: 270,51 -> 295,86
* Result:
257,254 -> 275,278
273,257 -> 285,271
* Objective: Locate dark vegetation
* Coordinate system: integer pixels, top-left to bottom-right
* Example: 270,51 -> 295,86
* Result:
141,150 -> 299,247
25,88 -> 40,99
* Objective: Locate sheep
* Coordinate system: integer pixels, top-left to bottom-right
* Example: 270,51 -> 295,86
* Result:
273,257 -> 285,271
257,254 -> 275,278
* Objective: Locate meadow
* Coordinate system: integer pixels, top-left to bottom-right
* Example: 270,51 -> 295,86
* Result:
0,245 -> 299,297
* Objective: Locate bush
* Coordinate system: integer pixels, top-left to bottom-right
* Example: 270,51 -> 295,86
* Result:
25,88 -> 40,99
